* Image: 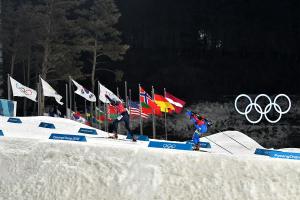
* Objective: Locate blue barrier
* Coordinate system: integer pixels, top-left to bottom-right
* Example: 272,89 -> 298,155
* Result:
39,122 -> 56,129
186,140 -> 211,148
78,128 -> 97,135
49,133 -> 87,142
148,141 -> 193,151
0,130 -> 4,136
126,134 -> 149,141
254,148 -> 276,156
7,117 -> 22,124
255,148 -> 300,160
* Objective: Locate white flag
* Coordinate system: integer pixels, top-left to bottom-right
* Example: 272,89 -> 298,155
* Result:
72,80 -> 96,102
9,76 -> 37,102
98,82 -> 121,103
40,78 -> 63,105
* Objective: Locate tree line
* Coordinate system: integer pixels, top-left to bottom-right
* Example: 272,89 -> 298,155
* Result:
0,0 -> 128,114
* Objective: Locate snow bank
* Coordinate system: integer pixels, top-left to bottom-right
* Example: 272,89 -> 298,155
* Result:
0,116 -> 109,140
0,137 -> 299,200
0,116 -> 299,200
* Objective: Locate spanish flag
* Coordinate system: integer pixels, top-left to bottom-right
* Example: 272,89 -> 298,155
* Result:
154,94 -> 175,113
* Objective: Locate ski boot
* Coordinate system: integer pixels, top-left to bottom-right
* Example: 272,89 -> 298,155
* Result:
109,133 -> 118,139
132,135 -> 137,142
193,143 -> 200,151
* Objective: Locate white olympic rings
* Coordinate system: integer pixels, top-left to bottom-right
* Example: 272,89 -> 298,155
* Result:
235,94 -> 291,124
162,144 -> 176,149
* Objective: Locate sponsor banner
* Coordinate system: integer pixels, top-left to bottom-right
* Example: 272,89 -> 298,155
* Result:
7,117 -> 22,124
269,151 -> 300,160
148,141 -> 193,151
186,140 -> 211,148
126,134 -> 149,141
78,128 -> 97,135
49,133 -> 87,142
0,130 -> 4,136
255,148 -> 300,160
39,122 -> 56,129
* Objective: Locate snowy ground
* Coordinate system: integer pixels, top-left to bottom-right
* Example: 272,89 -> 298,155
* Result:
0,116 -> 299,200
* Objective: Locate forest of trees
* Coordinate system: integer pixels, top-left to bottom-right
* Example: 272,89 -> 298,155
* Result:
0,0 -> 128,114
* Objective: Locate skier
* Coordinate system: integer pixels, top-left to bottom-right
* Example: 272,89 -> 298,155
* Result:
187,110 -> 212,151
105,94 -> 136,141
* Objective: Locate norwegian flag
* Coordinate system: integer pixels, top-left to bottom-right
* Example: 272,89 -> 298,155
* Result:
139,86 -> 162,116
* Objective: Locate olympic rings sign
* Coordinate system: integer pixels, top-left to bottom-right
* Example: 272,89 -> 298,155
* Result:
234,94 -> 291,124
162,144 -> 176,149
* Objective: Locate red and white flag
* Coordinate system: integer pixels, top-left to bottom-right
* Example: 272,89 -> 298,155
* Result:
165,92 -> 186,113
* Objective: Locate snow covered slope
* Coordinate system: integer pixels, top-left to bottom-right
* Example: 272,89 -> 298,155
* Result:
201,130 -> 263,154
0,116 -> 109,140
0,116 -> 299,200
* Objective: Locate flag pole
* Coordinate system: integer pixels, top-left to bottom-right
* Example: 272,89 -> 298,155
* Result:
7,74 -> 11,100
129,89 -> 132,105
129,88 -> 132,130
74,90 -> 77,112
38,74 -> 41,116
138,84 -> 143,135
68,76 -> 72,114
116,86 -> 120,133
37,78 -> 41,116
94,101 -> 97,128
97,81 -> 101,130
164,88 -> 167,140
116,87 -> 119,97
152,86 -> 156,139
38,74 -> 43,115
104,103 -> 108,132
124,81 -> 129,129
65,84 -> 68,118
125,81 -> 128,108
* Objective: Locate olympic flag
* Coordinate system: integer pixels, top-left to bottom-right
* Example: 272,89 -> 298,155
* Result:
9,76 -> 37,102
40,78 -> 63,105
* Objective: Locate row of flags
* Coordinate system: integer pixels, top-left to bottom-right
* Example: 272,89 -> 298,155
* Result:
9,76 -> 63,105
8,75 -> 186,119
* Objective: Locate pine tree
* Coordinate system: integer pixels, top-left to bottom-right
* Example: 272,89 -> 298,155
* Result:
31,0 -> 82,80
73,0 -> 129,113
30,0 -> 83,114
